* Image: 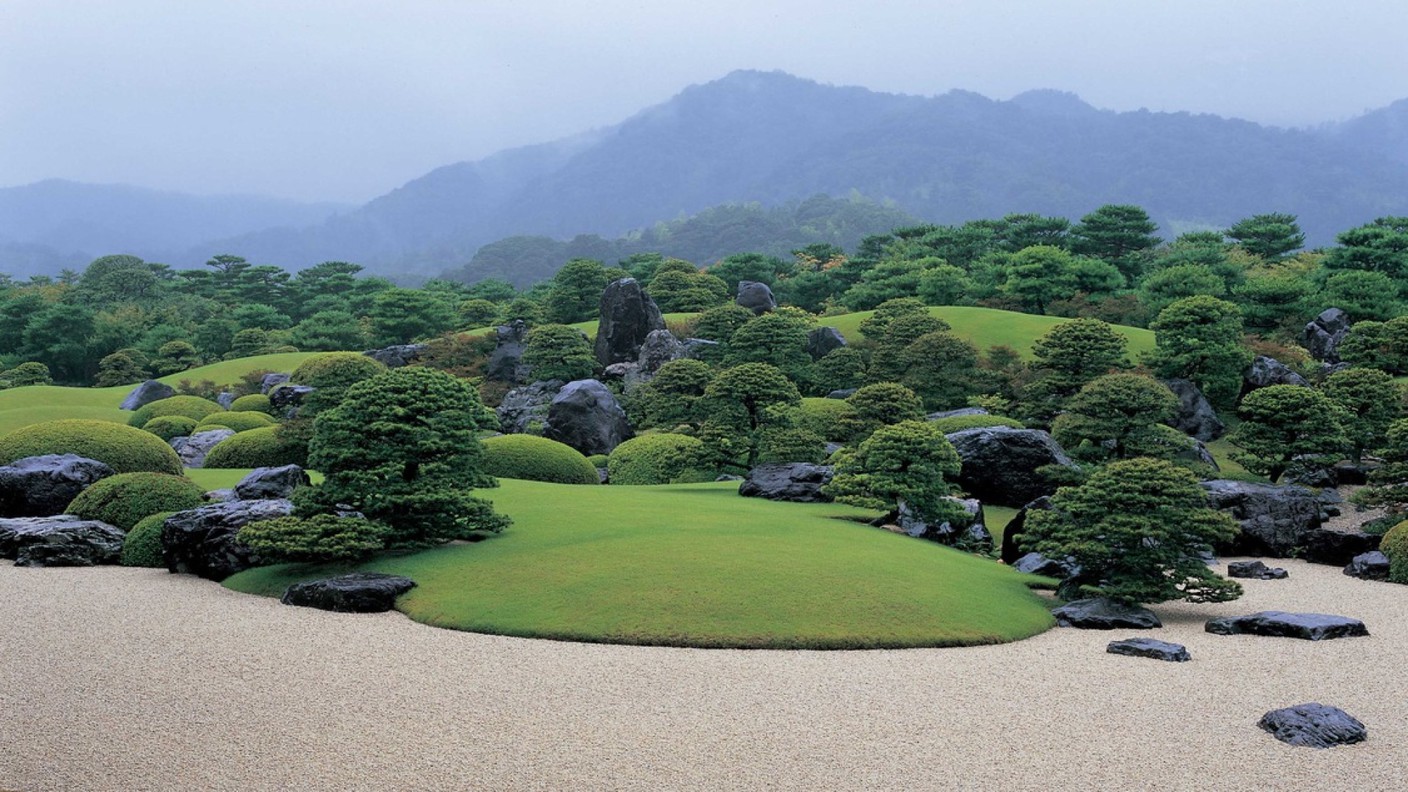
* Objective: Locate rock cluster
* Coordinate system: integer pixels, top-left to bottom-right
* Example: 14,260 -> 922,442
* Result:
0,454 -> 114,517
738,463 -> 834,503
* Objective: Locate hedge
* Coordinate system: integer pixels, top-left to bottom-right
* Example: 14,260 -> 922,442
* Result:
229,394 -> 273,414
121,511 -> 176,567
0,419 -> 184,475
197,411 -> 276,433
607,434 -> 706,485
67,472 -> 206,532
202,426 -> 304,468
928,414 -> 1025,434
1383,521 -> 1408,585
128,395 -> 225,428
480,434 -> 600,485
143,415 -> 198,442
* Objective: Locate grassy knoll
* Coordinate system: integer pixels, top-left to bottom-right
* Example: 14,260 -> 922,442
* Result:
818,306 -> 1155,360
226,479 -> 1056,649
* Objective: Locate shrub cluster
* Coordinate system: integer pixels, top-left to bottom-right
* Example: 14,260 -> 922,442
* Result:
608,434 -> 706,485
127,395 -> 225,428
480,434 -> 600,485
203,426 -> 304,468
121,510 -> 175,567
142,415 -> 198,441
229,393 -> 273,414
197,411 -> 276,433
794,398 -> 858,442
1382,521 -> 1408,585
0,419 -> 184,475
238,514 -> 392,563
66,472 -> 206,531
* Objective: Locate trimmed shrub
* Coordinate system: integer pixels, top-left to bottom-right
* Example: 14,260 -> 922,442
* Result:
480,434 -> 600,485
143,415 -> 198,442
608,434 -> 706,485
586,454 -> 609,468
928,414 -> 1025,434
203,426 -> 304,468
0,419 -> 183,475
66,472 -> 207,531
229,394 -> 273,414
128,395 -> 225,428
796,398 -> 858,442
289,352 -> 387,415
121,511 -> 175,567
238,515 -> 392,563
1383,521 -> 1408,585
197,411 -> 276,433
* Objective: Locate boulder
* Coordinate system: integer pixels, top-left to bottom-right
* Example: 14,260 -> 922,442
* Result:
1052,598 -> 1162,630
1161,379 -> 1226,441
0,515 -> 124,567
1201,480 -> 1323,557
269,384 -> 315,410
1000,496 -> 1053,564
1227,560 -> 1289,580
485,320 -> 531,383
542,379 -> 634,456
926,407 -> 988,421
735,280 -> 777,314
1343,551 -> 1391,581
627,329 -> 684,385
826,388 -> 858,400
1301,528 -> 1380,566
602,362 -> 638,381
1012,552 -> 1074,578
161,499 -> 294,581
680,338 -> 720,359
169,429 -> 236,469
216,392 -> 236,409
363,343 -> 426,368
894,499 -> 993,553
738,463 -> 834,503
945,427 -> 1075,507
281,572 -> 417,613
1303,308 -> 1352,364
495,380 -> 564,435
259,373 -> 291,394
119,379 -> 176,411
205,489 -> 238,503
1205,611 -> 1369,641
0,454 -> 115,517
1259,703 -> 1366,749
234,465 -> 310,500
594,278 -> 666,367
1243,356 -> 1311,395
805,326 -> 847,360
1106,637 -> 1191,662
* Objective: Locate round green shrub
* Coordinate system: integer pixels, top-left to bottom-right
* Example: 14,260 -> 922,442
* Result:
203,426 -> 303,468
1382,521 -> 1408,585
0,419 -> 183,475
121,511 -> 175,567
66,472 -> 206,531
289,352 -> 387,415
143,415 -> 198,442
928,414 -> 1025,434
238,515 -> 392,562
128,395 -> 225,428
481,434 -> 600,484
608,434 -> 706,485
796,398 -> 859,442
586,454 -> 609,468
197,411 -> 276,433
229,394 -> 273,414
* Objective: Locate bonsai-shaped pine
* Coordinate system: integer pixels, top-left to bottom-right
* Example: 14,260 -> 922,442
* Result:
299,366 -> 509,547
1352,418 -> 1408,518
839,382 -> 925,442
824,419 -> 967,526
698,362 -> 801,469
1143,295 -> 1251,410
1229,384 -> 1350,483
1022,457 -> 1243,604
1320,367 -> 1399,462
1021,318 -> 1129,426
521,323 -> 596,383
1051,373 -> 1178,462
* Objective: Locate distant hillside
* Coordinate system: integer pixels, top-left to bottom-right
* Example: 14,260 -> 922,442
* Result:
1328,97 -> 1408,167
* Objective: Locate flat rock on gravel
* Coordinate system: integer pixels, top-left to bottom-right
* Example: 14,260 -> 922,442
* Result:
1205,611 -> 1369,641
0,515 -> 124,567
1228,560 -> 1289,580
281,572 -> 417,613
1052,598 -> 1162,629
1106,637 -> 1191,662
1259,703 -> 1367,748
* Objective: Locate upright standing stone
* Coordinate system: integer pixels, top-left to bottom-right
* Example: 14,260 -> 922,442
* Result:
594,278 -> 666,367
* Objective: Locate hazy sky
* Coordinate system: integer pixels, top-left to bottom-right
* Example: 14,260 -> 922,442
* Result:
3,0 -> 1405,204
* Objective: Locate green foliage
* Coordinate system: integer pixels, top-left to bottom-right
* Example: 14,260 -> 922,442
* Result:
755,425 -> 826,464
724,309 -> 815,383
197,411 -> 276,433
142,415 -> 198,441
629,358 -> 714,430
608,434 -> 708,485
795,397 -> 859,442
1226,212 -> 1304,261
825,420 -> 963,520
917,264 -> 975,306
6,362 -> 53,387
689,303 -> 755,359
127,395 -> 224,428
289,309 -> 368,351
239,515 -> 393,563
522,324 -> 596,383
866,310 -> 951,383
95,351 -> 148,387
480,434 -> 600,485
928,414 -> 1024,433
1070,204 -> 1160,280
229,393 -> 273,414
1139,264 -> 1225,316
1144,295 -> 1250,409
1023,457 -> 1242,604
0,419 -> 183,475
856,297 -> 933,340
1022,317 -> 1130,424
699,363 -> 801,468
203,426 -> 304,469
66,472 -> 206,532
842,382 -> 925,440
121,511 -> 175,568
1051,373 -> 1179,462
368,288 -> 457,346
1320,270 -> 1401,322
151,340 -> 199,374
1321,367 -> 1399,461
1003,245 -> 1123,314
289,352 -> 388,416
1337,317 -> 1408,373
1351,419 -> 1408,518
811,346 -> 867,394
1232,272 -> 1317,333
647,263 -> 729,312
1381,521 -> 1408,585
1230,385 -> 1350,483
899,330 -> 982,411
544,258 -> 611,324
1324,216 -> 1408,280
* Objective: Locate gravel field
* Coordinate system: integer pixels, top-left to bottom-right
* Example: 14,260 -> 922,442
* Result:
1,558 -> 1404,791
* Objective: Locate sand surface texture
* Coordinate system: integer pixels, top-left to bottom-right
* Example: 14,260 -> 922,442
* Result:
2,558 -> 1404,791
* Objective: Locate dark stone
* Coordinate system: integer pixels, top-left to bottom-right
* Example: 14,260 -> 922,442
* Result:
895,499 -> 993,553
281,572 -> 417,613
1000,496 -> 1053,564
1332,460 -> 1372,487
216,392 -> 236,409
1301,528 -> 1380,566
735,280 -> 777,314
259,373 -> 291,394
1012,552 -> 1074,578
485,320 -> 531,383
234,465 -> 310,500
945,427 -> 1076,507
0,515 -> 124,567
602,362 -> 637,380
738,463 -> 834,503
119,379 -> 176,411
627,329 -> 684,385
1303,308 -> 1352,364
363,343 -> 426,368
594,278 -> 666,367
205,489 -> 237,503
1259,703 -> 1367,748
805,326 -> 847,360
1162,379 -> 1226,441
0,454 -> 115,517
269,385 -> 315,410
161,499 -> 293,581
542,379 -> 634,456
169,429 -> 235,469
1243,355 -> 1311,395
1201,480 -> 1323,557
1205,611 -> 1368,641
926,407 -> 988,421
1106,637 -> 1191,662
1227,560 -> 1289,580
826,388 -> 858,400
1052,598 -> 1161,630
1343,551 -> 1391,581
495,380 -> 564,435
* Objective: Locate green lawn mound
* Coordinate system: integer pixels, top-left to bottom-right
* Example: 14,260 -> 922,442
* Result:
818,306 -> 1155,359
225,479 -> 1055,649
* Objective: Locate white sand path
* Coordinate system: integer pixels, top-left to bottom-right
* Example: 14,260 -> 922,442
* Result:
1,558 -> 1405,791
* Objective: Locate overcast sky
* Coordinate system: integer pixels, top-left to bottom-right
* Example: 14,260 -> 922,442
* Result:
3,0 -> 1405,204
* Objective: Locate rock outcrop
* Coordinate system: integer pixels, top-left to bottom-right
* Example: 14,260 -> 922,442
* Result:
1162,379 -> 1226,441
496,380 -> 564,435
281,572 -> 417,613
1201,480 -> 1323,557
735,280 -> 777,314
485,320 -> 531,384
1302,308 -> 1352,363
1227,560 -> 1289,580
119,380 -> 176,411
363,344 -> 426,368
1243,356 -> 1311,395
594,278 -> 666,367
945,427 -> 1075,507
1343,551 -> 1391,581
234,465 -> 310,500
0,515 -> 124,567
1259,703 -> 1367,748
1106,637 -> 1190,662
170,429 -> 235,468
805,326 -> 846,360
1052,598 -> 1161,630
1205,611 -> 1369,641
161,499 -> 293,581
738,463 -> 834,503
0,455 -> 114,517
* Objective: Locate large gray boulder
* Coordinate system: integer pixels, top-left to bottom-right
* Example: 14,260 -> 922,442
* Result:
542,379 -> 634,456
894,499 -> 993,553
594,278 -> 666,367
1303,308 -> 1352,363
1052,598 -> 1161,630
735,280 -> 777,314
945,427 -> 1075,507
495,380 -> 564,435
1206,611 -> 1368,641
1162,379 -> 1226,441
1000,496 -> 1053,564
363,343 -> 426,368
1243,355 -> 1311,395
485,320 -> 531,384
1259,703 -> 1367,748
281,572 -> 417,613
738,463 -> 834,503
259,373 -> 291,394
805,326 -> 847,360
119,380 -> 176,411
1343,551 -> 1391,581
1302,528 -> 1380,566
626,329 -> 684,386
0,515 -> 124,567
234,465 -> 310,500
1201,480 -> 1323,557
161,499 -> 293,581
0,455 -> 115,517
170,429 -> 236,469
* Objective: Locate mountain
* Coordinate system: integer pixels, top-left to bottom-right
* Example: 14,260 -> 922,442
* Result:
1327,97 -> 1408,167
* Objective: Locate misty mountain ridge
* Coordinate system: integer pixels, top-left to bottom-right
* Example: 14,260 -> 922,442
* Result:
7,69 -> 1408,282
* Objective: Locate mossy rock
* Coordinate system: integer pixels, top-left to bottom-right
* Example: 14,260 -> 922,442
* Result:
0,419 -> 183,475
122,511 -> 175,567
197,411 -> 276,433
481,434 -> 599,485
127,395 -> 225,428
229,394 -> 273,414
203,426 -> 304,468
607,434 -> 706,485
1382,521 -> 1408,584
143,415 -> 199,442
928,414 -> 1025,433
67,472 -> 206,532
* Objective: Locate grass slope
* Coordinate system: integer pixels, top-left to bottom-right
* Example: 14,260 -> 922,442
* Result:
818,306 -> 1155,360
226,479 -> 1055,649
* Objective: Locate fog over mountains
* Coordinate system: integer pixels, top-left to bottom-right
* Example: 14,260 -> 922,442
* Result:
6,70 -> 1408,282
